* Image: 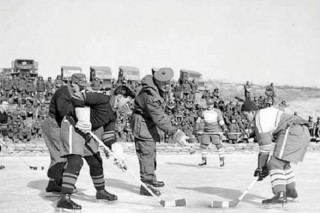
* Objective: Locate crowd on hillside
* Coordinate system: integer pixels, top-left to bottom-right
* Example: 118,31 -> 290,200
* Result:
0,74 -> 319,144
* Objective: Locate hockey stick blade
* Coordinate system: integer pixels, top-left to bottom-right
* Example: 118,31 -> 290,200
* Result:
210,179 -> 258,208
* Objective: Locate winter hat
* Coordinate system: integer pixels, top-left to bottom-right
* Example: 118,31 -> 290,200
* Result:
241,99 -> 258,112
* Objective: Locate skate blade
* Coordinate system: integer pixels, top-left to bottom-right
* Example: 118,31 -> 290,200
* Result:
262,203 -> 288,210
55,207 -> 82,212
94,199 -> 118,204
287,198 -> 298,203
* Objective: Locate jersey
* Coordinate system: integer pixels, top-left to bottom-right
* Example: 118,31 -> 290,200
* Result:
201,108 -> 225,132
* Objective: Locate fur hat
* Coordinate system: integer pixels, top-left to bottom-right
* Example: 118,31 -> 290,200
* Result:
241,99 -> 258,112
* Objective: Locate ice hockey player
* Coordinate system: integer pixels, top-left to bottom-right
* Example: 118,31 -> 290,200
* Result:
241,99 -> 310,207
195,98 -> 228,167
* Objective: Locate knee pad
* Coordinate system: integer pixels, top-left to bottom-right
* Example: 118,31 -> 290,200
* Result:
65,155 -> 83,175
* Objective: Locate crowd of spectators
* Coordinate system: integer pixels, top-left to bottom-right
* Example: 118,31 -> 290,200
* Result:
0,74 -> 319,144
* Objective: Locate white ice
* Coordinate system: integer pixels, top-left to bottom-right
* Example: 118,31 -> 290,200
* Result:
0,152 -> 319,213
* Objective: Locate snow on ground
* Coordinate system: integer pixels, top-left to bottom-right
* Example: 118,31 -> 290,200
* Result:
0,152 -> 319,213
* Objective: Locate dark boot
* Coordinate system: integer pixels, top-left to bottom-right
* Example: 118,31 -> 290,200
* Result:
219,157 -> 225,167
57,194 -> 81,211
140,184 -> 161,196
262,191 -> 287,206
46,180 -> 61,193
144,180 -> 165,188
198,157 -> 207,166
0,165 -> 5,170
96,189 -> 118,201
286,188 -> 298,199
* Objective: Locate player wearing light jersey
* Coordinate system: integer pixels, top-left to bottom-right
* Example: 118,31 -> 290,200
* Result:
241,100 -> 310,207
196,99 -> 228,167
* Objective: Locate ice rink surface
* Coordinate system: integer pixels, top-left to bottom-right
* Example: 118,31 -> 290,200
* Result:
0,152 -> 319,213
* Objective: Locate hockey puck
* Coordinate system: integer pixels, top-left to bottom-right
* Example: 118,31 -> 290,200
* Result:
41,166 -> 44,170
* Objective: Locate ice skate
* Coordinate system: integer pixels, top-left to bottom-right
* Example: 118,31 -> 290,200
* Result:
262,191 -> 287,209
95,189 -> 118,203
198,157 -> 207,166
56,194 -> 81,212
140,184 -> 161,196
219,157 -> 225,167
286,188 -> 298,202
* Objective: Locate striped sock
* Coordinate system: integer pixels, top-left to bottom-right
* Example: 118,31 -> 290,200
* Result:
270,169 -> 286,194
61,172 -> 78,194
218,148 -> 225,159
92,174 -> 105,191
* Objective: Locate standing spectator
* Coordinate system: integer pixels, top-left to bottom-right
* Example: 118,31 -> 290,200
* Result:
314,117 -> 320,142
0,99 -> 9,142
265,83 -> 275,105
131,68 -> 189,196
17,77 -> 27,94
12,75 -> 20,92
26,78 -> 36,97
36,76 -> 46,94
45,77 -> 55,95
190,79 -> 198,102
241,99 -> 310,206
3,76 -> 13,98
173,82 -> 182,100
182,80 -> 191,99
307,116 -> 315,140
244,81 -> 252,100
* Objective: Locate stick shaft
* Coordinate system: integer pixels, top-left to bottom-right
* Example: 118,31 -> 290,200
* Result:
238,179 -> 258,201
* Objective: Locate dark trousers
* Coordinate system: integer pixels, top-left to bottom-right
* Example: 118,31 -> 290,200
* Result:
135,139 -> 157,182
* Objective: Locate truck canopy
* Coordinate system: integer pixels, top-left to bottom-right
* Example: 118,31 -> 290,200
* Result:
90,66 -> 112,81
118,66 -> 140,82
61,66 -> 82,80
179,69 -> 202,83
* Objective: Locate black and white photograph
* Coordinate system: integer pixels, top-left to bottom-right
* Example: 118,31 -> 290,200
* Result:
0,0 -> 319,212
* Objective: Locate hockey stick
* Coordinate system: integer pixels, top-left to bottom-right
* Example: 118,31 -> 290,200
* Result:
211,178 -> 258,208
88,131 -> 187,207
0,139 -> 43,170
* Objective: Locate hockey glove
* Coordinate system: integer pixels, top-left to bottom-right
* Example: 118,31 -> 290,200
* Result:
254,167 -> 269,181
254,152 -> 270,181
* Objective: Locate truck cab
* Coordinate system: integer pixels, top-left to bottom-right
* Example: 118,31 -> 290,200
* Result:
179,69 -> 203,85
118,66 -> 140,83
90,66 -> 113,90
61,66 -> 82,83
11,59 -> 38,79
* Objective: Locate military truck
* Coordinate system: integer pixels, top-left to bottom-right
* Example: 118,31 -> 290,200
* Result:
118,66 -> 140,83
11,59 -> 38,79
179,69 -> 203,84
89,66 -> 113,90
61,66 -> 82,82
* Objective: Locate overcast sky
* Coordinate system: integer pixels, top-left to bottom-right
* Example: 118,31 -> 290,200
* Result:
0,0 -> 319,87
